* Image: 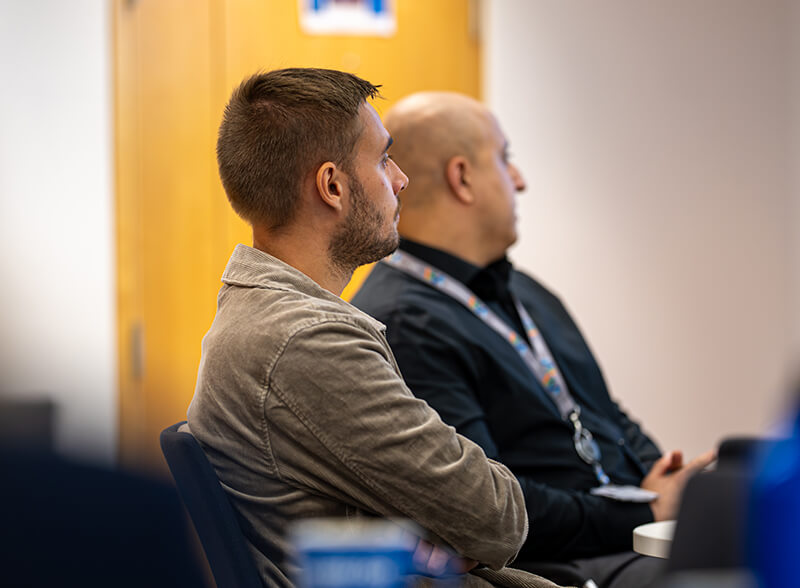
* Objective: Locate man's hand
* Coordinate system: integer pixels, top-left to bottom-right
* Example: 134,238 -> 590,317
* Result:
412,539 -> 478,576
641,449 -> 716,521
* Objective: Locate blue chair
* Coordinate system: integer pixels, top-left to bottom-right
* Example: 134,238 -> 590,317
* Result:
160,421 -> 263,588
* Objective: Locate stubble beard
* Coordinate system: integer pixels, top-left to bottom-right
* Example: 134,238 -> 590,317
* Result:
328,177 -> 400,275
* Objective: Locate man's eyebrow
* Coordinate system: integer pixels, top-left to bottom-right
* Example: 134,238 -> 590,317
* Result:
384,137 -> 394,152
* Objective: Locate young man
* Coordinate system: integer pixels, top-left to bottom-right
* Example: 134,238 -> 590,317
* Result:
352,92 -> 715,588
186,69 -> 555,588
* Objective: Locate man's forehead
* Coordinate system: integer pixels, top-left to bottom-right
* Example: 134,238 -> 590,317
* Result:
486,113 -> 509,147
358,101 -> 391,148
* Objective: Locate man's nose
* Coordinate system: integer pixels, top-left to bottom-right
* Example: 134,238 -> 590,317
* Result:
511,163 -> 526,192
393,160 -> 409,194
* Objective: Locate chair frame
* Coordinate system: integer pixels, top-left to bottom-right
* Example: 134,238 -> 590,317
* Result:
160,421 -> 263,588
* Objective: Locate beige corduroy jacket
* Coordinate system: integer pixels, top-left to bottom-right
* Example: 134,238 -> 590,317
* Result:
187,244 -> 568,588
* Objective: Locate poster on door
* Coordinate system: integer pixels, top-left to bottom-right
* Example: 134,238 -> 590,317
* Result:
299,0 -> 396,37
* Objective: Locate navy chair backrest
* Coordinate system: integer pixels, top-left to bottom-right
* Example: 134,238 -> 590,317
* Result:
1,446 -> 208,587
666,468 -> 751,574
160,422 -> 263,588
717,436 -> 769,470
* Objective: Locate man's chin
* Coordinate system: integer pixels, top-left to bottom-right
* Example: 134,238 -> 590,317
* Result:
508,229 -> 518,249
387,232 -> 400,254
349,234 -> 400,269
370,234 -> 400,264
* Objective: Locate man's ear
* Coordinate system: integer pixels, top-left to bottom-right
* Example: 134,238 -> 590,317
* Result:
445,155 -> 475,205
315,162 -> 345,211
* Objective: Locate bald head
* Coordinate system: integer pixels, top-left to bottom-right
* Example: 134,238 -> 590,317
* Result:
384,92 -> 494,209
383,91 -> 525,266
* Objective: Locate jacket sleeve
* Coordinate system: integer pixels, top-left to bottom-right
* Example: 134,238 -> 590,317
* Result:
266,318 -> 528,570
614,402 -> 662,473
514,474 -> 653,560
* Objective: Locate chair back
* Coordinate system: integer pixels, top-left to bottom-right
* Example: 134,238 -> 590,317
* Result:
160,422 -> 263,588
716,436 -> 775,471
666,468 -> 751,573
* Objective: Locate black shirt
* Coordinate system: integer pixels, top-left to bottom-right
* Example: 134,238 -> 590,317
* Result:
352,239 -> 661,561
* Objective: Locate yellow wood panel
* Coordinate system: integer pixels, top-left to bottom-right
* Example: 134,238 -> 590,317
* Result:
224,1 -> 479,106
115,0 -> 229,471
114,0 -> 145,464
223,0 -> 481,298
115,0 -> 480,469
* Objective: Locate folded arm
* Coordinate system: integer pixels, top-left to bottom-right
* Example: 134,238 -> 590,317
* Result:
267,319 -> 528,569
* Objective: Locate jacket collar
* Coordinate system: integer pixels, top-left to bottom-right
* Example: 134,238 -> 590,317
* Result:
222,244 -> 386,331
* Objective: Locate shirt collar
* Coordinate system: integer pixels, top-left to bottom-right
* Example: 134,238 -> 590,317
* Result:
399,238 -> 482,285
398,238 -> 513,302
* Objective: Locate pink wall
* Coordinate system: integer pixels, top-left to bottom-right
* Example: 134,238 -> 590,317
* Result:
484,0 -> 798,457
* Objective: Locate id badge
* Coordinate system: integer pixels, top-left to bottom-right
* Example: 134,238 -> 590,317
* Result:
590,485 -> 658,503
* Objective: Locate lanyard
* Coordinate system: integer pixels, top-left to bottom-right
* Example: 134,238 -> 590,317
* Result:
382,249 -> 611,486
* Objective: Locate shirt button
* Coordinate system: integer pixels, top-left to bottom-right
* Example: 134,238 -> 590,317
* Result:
618,438 -> 625,446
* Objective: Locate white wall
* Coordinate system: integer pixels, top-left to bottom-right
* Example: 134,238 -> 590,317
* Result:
0,1 -> 116,462
485,0 -> 798,458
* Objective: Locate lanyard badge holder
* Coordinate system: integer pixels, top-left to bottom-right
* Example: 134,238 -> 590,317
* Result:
567,405 -> 656,502
570,408 -> 610,485
384,250 -> 658,503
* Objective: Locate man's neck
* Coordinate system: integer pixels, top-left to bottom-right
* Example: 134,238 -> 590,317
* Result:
252,229 -> 352,296
398,203 -> 507,268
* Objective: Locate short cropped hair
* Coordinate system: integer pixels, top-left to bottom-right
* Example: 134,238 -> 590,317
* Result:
216,68 -> 381,228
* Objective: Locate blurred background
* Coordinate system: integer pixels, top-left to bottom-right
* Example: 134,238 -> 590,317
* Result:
0,0 -> 797,475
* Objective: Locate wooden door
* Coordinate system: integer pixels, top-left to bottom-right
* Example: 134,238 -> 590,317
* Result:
114,0 -> 234,472
114,0 -> 481,472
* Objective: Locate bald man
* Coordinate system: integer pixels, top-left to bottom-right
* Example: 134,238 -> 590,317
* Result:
352,93 -> 715,588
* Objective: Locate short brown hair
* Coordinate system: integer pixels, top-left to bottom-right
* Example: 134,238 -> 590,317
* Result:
216,68 -> 381,228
